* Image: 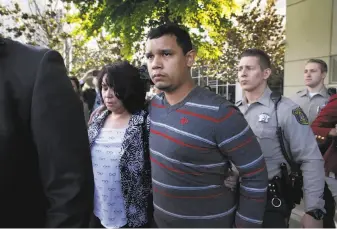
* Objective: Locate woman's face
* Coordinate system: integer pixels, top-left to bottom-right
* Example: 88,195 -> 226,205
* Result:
101,74 -> 125,112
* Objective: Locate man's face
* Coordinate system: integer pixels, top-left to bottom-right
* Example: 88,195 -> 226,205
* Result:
304,63 -> 326,88
238,56 -> 270,92
145,34 -> 195,92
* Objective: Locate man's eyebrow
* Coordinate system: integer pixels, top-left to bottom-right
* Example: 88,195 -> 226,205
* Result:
159,49 -> 173,53
146,49 -> 173,54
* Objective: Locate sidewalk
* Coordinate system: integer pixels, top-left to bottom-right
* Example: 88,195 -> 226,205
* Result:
289,201 -> 337,227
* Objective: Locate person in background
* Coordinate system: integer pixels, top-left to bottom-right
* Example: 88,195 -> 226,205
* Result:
83,88 -> 97,114
88,61 -> 152,228
0,38 -> 94,227
70,76 -> 90,124
80,69 -> 103,113
291,59 -> 336,228
291,59 -> 330,124
91,70 -> 103,111
146,24 -> 268,228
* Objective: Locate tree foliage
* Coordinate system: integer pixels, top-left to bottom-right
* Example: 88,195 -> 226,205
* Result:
66,0 -> 241,60
0,0 -> 73,51
203,0 -> 285,90
0,0 -> 122,76
69,34 -> 123,75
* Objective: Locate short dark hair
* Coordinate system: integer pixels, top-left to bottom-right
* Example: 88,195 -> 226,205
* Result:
82,88 -> 96,111
147,24 -> 193,54
97,61 -> 146,114
69,77 -> 80,90
307,59 -> 328,73
240,48 -> 271,70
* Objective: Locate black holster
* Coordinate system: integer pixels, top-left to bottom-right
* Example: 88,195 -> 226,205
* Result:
279,162 -> 303,209
265,177 -> 292,228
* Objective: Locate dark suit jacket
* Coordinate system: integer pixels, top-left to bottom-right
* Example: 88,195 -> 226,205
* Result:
311,94 -> 337,175
0,39 -> 94,227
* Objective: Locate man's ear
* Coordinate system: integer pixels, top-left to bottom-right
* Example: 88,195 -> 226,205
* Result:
263,68 -> 272,80
185,49 -> 196,68
322,72 -> 327,80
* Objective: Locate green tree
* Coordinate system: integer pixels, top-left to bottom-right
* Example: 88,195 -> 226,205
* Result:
0,0 -> 70,52
69,33 -> 123,76
0,0 -> 122,77
203,0 -> 285,91
66,0 -> 242,60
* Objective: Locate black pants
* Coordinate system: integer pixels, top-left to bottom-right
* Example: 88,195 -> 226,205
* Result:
323,182 -> 336,228
89,214 -> 150,228
262,197 -> 292,228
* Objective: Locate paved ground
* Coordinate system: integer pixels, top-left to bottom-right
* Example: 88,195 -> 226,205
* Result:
289,201 -> 337,227
289,207 -> 304,227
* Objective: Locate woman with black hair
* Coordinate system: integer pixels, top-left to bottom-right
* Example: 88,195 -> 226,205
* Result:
88,61 -> 152,228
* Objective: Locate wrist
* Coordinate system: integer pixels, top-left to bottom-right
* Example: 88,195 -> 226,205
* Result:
306,209 -> 325,220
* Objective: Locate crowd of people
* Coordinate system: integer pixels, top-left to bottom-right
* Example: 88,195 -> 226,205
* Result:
0,23 -> 336,228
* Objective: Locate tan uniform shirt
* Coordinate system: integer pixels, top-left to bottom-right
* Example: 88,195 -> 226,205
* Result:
237,87 -> 325,211
291,87 -> 329,124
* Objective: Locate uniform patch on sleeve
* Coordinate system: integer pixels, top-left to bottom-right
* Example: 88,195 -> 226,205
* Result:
292,107 -> 309,125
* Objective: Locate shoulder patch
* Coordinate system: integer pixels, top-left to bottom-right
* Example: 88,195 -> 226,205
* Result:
292,107 -> 309,125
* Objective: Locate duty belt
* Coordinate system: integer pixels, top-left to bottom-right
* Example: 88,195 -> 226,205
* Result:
268,177 -> 283,208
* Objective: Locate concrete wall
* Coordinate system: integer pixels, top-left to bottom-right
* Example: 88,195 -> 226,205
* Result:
284,0 -> 337,96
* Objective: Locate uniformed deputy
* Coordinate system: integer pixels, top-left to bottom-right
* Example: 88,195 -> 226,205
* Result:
291,59 -> 337,228
227,49 -> 325,228
291,59 -> 330,124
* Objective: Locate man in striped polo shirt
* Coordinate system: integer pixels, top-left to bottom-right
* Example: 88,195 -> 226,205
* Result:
145,24 -> 268,228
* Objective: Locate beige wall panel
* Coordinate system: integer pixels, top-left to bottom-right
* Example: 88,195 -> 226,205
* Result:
285,0 -> 333,61
287,0 -> 305,6
284,60 -> 308,87
284,86 -> 303,97
331,0 -> 337,55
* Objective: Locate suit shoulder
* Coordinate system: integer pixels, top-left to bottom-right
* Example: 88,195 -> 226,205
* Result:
3,39 -> 55,72
5,38 -> 49,57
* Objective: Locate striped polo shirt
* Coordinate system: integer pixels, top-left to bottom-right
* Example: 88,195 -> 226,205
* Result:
149,86 -> 268,228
